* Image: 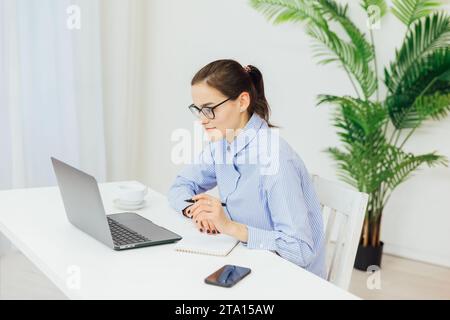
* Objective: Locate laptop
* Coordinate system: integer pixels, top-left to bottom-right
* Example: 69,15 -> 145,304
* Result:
51,157 -> 182,250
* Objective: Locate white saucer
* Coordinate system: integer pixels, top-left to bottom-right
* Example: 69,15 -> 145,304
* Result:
113,199 -> 146,210
115,198 -> 143,205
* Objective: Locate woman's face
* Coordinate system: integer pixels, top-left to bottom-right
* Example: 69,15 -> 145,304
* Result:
191,82 -> 250,142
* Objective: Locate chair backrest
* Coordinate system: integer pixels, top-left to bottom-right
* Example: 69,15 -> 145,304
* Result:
312,174 -> 368,290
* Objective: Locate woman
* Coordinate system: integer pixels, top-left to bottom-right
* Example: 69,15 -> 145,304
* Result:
168,59 -> 326,278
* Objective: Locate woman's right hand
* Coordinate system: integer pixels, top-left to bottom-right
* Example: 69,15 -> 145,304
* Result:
183,205 -> 219,235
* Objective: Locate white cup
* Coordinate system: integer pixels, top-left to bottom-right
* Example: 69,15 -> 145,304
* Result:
116,182 -> 148,204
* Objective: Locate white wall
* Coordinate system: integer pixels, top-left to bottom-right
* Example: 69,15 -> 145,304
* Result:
137,0 -> 450,267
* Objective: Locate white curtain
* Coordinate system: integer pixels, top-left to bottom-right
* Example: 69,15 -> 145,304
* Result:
99,0 -> 146,182
0,0 -> 146,254
0,0 -> 106,189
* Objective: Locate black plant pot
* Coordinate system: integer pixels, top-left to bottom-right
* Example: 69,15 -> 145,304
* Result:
354,241 -> 384,271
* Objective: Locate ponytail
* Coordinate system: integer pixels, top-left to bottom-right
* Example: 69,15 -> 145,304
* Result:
245,65 -> 276,128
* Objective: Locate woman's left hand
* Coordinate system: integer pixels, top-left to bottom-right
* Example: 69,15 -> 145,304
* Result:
189,194 -> 231,234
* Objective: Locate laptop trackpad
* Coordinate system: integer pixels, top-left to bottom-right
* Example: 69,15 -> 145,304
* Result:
108,212 -> 180,242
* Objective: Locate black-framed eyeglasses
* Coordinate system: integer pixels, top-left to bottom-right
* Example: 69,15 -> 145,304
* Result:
188,98 -> 230,120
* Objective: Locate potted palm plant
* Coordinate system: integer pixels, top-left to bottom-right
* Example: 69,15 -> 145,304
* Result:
250,0 -> 450,270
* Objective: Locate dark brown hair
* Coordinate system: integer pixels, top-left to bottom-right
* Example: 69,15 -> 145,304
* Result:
191,59 -> 275,127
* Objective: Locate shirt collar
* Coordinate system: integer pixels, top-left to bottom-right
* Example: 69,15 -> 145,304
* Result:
223,112 -> 266,157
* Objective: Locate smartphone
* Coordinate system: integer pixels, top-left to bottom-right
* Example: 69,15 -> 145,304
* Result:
204,265 -> 251,288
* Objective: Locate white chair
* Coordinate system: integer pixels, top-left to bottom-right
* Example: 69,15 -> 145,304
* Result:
312,174 -> 369,290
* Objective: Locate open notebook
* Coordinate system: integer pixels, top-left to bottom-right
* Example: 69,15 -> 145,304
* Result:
174,232 -> 239,257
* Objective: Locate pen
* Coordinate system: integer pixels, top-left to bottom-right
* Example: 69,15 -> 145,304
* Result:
184,199 -> 226,206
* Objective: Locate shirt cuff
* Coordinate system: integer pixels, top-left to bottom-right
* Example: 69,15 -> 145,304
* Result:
170,190 -> 195,215
244,225 -> 277,251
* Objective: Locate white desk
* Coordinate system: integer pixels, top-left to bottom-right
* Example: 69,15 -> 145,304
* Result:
0,182 -> 358,300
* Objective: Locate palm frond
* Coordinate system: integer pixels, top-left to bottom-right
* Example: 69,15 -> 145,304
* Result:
327,142 -> 390,194
314,0 -> 376,97
386,48 -> 450,128
385,12 -> 450,94
327,134 -> 447,196
382,148 -> 448,190
326,147 -> 359,188
307,24 -> 377,98
251,0 -> 377,98
317,95 -> 387,139
319,95 -> 389,194
415,92 -> 450,120
249,0 -> 325,26
391,0 -> 442,26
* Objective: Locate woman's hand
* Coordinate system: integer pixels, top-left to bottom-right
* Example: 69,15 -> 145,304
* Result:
189,194 -> 232,234
184,203 -> 220,235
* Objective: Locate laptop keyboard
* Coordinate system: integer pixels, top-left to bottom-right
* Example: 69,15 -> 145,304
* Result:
107,217 -> 149,247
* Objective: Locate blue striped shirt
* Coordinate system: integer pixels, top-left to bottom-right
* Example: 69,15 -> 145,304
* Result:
168,113 -> 326,278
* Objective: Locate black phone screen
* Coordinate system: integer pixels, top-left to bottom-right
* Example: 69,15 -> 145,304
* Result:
204,265 -> 251,288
